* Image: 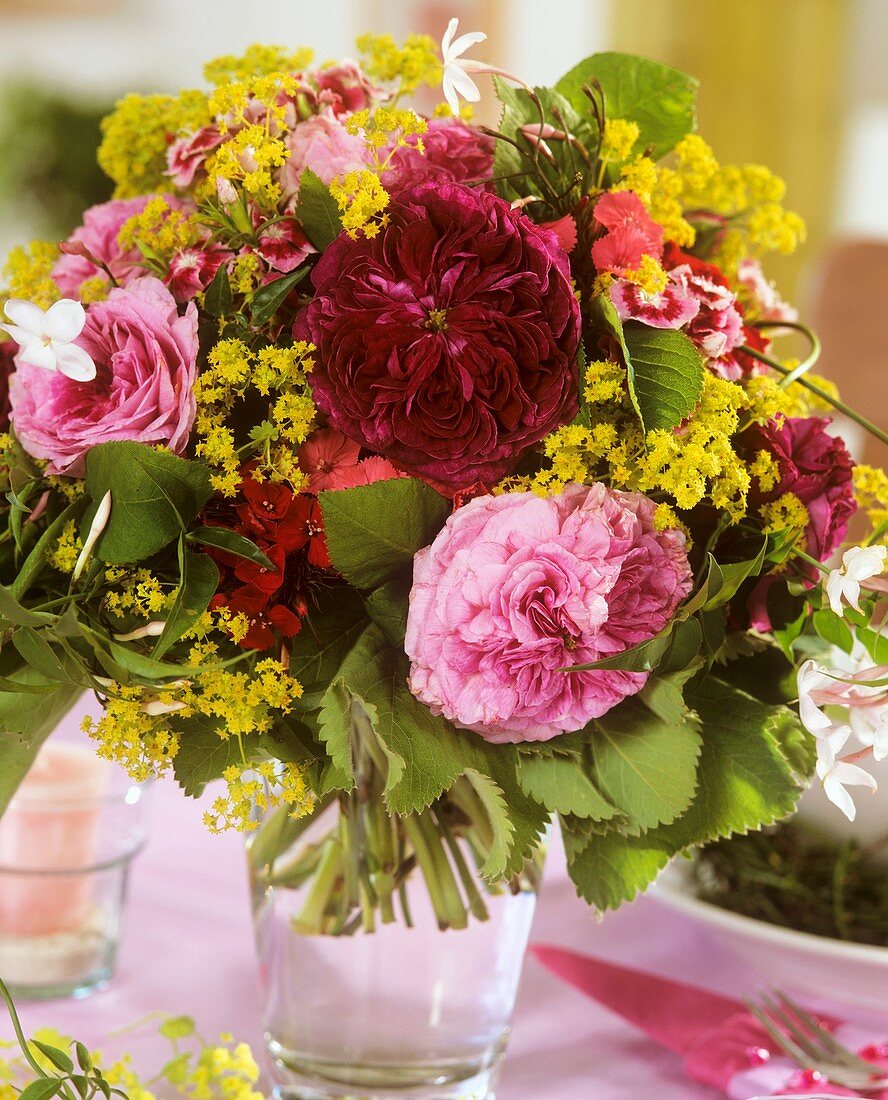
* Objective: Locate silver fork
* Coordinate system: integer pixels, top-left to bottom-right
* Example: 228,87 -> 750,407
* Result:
746,989 -> 888,1094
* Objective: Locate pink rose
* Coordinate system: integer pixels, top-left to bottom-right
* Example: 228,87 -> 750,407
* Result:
279,111 -> 370,201
382,118 -> 494,191
405,484 -> 693,743
9,277 -> 198,476
314,60 -> 385,116
52,197 -> 153,296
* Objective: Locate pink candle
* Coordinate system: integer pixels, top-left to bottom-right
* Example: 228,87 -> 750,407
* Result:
0,742 -> 110,936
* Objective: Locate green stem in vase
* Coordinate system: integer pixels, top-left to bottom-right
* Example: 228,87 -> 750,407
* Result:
292,834 -> 343,935
434,807 -> 491,923
402,812 -> 467,931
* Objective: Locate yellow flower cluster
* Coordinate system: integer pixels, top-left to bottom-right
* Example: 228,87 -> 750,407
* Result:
356,32 -> 441,95
47,520 -> 83,573
2,240 -> 60,308
854,464 -> 888,530
104,567 -> 178,619
84,658 -> 306,798
779,371 -> 840,418
600,118 -> 640,164
203,43 -> 314,85
759,492 -> 809,535
98,90 -> 211,198
528,363 -> 795,524
205,759 -> 312,833
83,687 -> 181,782
617,156 -> 695,248
194,338 -> 316,494
118,196 -> 200,266
330,169 -> 391,239
164,1038 -> 264,1100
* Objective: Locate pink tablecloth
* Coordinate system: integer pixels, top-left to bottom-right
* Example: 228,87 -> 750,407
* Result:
0,711 -> 784,1098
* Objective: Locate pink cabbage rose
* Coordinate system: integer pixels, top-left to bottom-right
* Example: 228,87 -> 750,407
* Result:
279,111 -> 370,200
9,277 -> 198,476
382,118 -> 494,190
405,483 -> 693,743
52,197 -> 153,296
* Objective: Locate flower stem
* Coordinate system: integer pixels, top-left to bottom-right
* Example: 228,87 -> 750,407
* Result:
293,834 -> 342,935
739,343 -> 888,448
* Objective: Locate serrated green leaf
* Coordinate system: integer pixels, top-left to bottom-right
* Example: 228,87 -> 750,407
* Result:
593,699 -> 702,829
250,265 -> 309,325
319,478 -> 450,590
172,718 -> 242,797
334,624 -> 477,814
565,827 -> 673,910
461,768 -> 514,880
295,168 -> 343,250
492,79 -> 597,205
84,442 -> 213,563
363,575 -> 411,646
518,753 -> 618,820
556,51 -> 698,158
622,322 -> 704,433
316,680 -> 356,789
288,587 -> 368,710
186,526 -> 273,570
203,262 -> 232,317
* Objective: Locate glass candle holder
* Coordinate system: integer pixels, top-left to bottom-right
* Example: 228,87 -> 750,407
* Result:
0,742 -> 148,1000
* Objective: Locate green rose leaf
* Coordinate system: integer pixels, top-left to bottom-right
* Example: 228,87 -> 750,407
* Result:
593,698 -> 702,829
556,52 -> 698,158
565,825 -> 673,910
660,678 -> 806,850
295,168 -> 343,250
460,767 -> 515,881
84,442 -> 213,563
566,678 -> 807,910
287,587 -> 368,711
329,624 -> 482,814
622,322 -> 705,434
316,680 -> 358,791
518,752 -> 618,820
319,478 -> 450,590
363,574 -> 412,646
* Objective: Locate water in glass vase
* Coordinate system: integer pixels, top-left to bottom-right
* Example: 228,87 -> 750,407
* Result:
248,763 -> 543,1100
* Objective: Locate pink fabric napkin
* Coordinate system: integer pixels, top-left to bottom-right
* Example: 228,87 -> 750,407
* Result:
533,945 -> 888,1099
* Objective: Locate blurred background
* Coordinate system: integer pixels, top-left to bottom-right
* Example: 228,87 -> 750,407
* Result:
0,0 -> 885,452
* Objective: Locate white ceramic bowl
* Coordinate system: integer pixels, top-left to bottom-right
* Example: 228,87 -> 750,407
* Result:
652,859 -> 888,1014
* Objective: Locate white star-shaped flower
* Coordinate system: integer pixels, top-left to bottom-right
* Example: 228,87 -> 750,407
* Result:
440,18 -> 487,115
826,544 -> 888,616
1,298 -> 96,382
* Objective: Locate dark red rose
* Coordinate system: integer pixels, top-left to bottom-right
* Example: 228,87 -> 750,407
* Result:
745,416 -> 856,559
381,119 -> 494,191
294,182 -> 581,491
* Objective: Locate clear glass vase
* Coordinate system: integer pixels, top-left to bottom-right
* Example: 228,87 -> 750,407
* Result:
247,707 -> 543,1100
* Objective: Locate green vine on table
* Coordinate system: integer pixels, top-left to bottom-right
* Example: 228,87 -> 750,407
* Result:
692,821 -> 888,947
0,980 -> 265,1100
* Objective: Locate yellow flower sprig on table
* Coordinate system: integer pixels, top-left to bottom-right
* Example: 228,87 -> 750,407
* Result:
0,982 -> 265,1100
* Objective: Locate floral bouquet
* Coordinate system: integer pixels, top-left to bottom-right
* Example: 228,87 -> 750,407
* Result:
0,22 -> 886,941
